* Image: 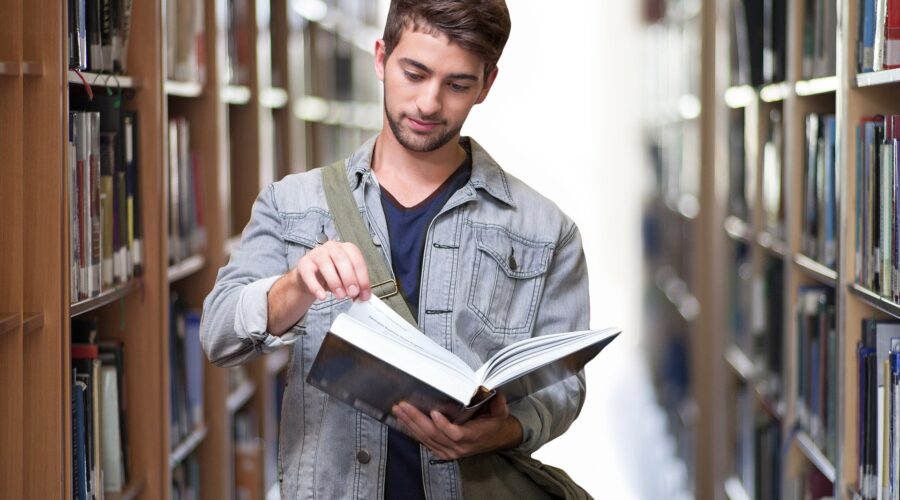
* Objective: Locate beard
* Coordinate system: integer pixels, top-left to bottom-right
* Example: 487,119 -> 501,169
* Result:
384,100 -> 463,153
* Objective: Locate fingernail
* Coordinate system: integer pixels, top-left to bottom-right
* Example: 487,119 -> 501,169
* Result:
360,289 -> 371,300
335,287 -> 345,298
348,285 -> 359,296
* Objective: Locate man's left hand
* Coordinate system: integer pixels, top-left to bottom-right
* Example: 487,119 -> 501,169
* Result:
392,393 -> 523,460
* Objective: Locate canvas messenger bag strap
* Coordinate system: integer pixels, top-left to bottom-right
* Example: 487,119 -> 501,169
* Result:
320,159 -> 592,500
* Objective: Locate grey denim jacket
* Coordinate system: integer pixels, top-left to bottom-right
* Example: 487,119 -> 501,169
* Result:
200,136 -> 590,499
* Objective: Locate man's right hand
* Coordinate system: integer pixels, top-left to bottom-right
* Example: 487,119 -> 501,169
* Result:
293,241 -> 372,302
267,241 -> 371,336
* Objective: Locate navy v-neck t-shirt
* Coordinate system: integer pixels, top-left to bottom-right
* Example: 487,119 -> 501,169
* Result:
381,147 -> 472,500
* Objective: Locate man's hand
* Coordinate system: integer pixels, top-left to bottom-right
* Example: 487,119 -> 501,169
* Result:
392,393 -> 523,460
293,241 -> 372,301
267,241 -> 371,335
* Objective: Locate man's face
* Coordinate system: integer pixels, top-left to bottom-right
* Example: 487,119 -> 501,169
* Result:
375,27 -> 497,153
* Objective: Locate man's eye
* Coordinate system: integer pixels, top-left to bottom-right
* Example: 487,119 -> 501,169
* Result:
449,83 -> 470,92
405,72 -> 424,81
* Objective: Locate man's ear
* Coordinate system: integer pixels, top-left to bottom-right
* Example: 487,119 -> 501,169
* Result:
374,39 -> 387,82
475,66 -> 499,105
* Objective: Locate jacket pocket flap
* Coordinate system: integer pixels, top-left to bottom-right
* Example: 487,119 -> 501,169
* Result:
282,210 -> 335,248
473,225 -> 552,279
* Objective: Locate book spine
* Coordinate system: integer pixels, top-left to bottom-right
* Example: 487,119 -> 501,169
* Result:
885,0 -> 900,68
877,0 -> 889,71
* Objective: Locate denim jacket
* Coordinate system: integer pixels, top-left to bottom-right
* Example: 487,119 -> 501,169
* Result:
200,136 -> 590,499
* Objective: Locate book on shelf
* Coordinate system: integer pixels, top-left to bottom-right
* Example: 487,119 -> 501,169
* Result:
171,455 -> 200,500
167,117 -> 207,265
226,0 -> 252,86
306,295 -> 620,427
802,0 -> 837,79
167,0 -> 206,83
762,108 -> 785,241
855,115 -> 900,300
796,286 -> 838,463
859,0 -> 900,72
730,0 -> 787,86
169,294 -> 204,448
802,113 -> 837,269
233,410 -> 262,500
69,94 -> 143,302
728,110 -> 749,221
858,320 -> 900,500
67,0 -> 133,73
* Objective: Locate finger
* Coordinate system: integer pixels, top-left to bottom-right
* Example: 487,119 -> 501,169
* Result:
430,411 -> 466,442
488,392 -> 509,419
328,246 -> 361,298
394,405 -> 448,454
311,250 -> 346,298
297,259 -> 328,301
341,243 -> 371,300
400,404 -> 459,451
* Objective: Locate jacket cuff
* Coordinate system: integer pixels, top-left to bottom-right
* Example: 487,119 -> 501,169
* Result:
507,397 -> 544,454
234,275 -> 300,352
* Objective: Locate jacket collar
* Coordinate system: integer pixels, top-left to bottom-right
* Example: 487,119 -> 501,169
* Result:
346,134 -> 516,208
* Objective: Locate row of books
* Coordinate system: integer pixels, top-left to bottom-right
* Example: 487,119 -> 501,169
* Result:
171,456 -> 200,500
802,113 -> 838,270
169,294 -> 204,448
858,319 -> 900,500
68,97 -> 143,303
68,0 -> 134,73
730,0 -> 787,87
802,0 -> 838,79
226,0 -> 253,86
166,0 -> 206,83
855,115 -> 900,300
168,117 -> 207,265
858,0 -> 900,73
795,286 -> 838,464
728,109 -> 750,222
734,388 -> 784,500
762,109 -> 786,241
71,318 -> 131,500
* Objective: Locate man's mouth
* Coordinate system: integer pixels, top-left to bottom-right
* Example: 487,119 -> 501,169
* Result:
407,117 -> 441,132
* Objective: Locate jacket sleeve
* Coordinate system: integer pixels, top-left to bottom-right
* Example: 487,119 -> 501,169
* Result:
507,222 -> 589,454
200,184 -> 301,367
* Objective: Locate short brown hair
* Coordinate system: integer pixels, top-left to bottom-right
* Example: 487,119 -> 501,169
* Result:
382,0 -> 512,79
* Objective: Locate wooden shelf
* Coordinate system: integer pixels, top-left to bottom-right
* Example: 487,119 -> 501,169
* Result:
793,254 -> 838,287
222,85 -> 252,105
855,68 -> 900,88
848,283 -> 900,319
169,424 -> 208,468
724,85 -> 755,109
793,429 -> 836,483
795,76 -> 838,96
0,61 -> 19,76
22,314 -> 43,335
266,348 -> 290,375
757,231 -> 788,258
759,81 -> 791,102
0,314 -> 17,336
168,255 -> 206,283
164,80 -> 203,97
106,478 -> 146,500
724,477 -> 752,500
227,380 -> 257,414
724,215 -> 753,244
293,96 -> 381,130
725,344 -> 758,381
70,281 -> 135,317
67,71 -> 138,88
260,87 -> 289,109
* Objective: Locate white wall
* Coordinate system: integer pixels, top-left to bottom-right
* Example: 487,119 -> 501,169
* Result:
461,1 -> 647,497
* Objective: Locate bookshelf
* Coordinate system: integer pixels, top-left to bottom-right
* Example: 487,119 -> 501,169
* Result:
0,0 -> 382,497
645,0 -> 900,497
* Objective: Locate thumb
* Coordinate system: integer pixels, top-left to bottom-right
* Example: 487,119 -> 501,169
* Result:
489,392 -> 509,418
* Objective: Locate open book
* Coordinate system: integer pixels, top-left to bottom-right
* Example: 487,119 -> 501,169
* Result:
306,295 -> 621,427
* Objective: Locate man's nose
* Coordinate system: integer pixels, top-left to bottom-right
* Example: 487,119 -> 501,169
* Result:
416,81 -> 443,118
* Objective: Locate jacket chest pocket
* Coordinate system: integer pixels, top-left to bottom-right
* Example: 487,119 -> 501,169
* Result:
466,223 -> 553,335
281,210 -> 345,312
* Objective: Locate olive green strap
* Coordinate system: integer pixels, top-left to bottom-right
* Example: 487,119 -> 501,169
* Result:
321,160 -> 418,327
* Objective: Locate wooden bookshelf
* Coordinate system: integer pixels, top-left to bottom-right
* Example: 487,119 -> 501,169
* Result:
643,0 -> 900,497
0,0 -> 381,497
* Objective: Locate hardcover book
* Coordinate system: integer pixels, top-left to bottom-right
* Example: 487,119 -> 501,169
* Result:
307,296 -> 620,428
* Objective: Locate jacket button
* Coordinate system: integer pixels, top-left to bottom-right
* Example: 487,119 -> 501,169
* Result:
356,449 -> 371,464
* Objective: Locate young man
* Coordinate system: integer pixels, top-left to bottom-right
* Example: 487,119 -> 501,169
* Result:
201,1 -> 590,498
